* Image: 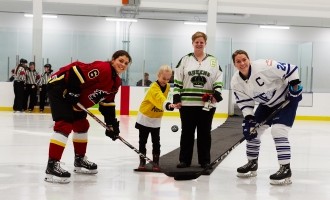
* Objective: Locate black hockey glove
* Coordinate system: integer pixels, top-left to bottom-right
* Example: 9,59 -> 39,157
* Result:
105,119 -> 120,141
242,115 -> 258,140
213,90 -> 223,102
287,85 -> 303,103
64,91 -> 80,105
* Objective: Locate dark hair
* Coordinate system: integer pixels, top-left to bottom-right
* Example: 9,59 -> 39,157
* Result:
20,58 -> 27,64
112,50 -> 132,63
44,64 -> 52,69
29,62 -> 35,66
44,64 -> 53,73
232,50 -> 250,63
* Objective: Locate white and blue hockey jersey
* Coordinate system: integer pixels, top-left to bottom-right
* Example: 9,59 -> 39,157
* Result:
231,59 -> 300,117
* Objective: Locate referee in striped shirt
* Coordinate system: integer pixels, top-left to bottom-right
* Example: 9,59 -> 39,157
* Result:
38,64 -> 53,112
13,59 -> 28,112
24,62 -> 40,112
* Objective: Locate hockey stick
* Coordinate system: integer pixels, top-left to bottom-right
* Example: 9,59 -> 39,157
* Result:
250,99 -> 290,134
173,99 -> 290,181
76,103 -> 156,165
173,136 -> 245,181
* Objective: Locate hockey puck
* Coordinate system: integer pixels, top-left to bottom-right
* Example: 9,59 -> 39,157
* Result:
171,125 -> 179,132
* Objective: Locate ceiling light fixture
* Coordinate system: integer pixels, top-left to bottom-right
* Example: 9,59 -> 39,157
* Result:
106,18 -> 138,22
259,25 -> 290,30
43,14 -> 58,19
24,14 -> 58,19
184,21 -> 207,26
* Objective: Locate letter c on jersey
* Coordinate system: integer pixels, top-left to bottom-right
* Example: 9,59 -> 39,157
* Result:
256,77 -> 264,86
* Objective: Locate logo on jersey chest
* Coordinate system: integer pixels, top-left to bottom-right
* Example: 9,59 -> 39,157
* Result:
188,70 -> 210,77
253,90 -> 275,102
188,70 -> 210,88
151,106 -> 163,112
88,89 -> 109,104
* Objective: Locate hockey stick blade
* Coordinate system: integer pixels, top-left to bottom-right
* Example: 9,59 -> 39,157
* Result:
76,103 -> 156,166
173,137 -> 245,181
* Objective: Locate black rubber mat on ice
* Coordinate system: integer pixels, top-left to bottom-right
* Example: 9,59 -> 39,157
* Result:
137,112 -> 245,177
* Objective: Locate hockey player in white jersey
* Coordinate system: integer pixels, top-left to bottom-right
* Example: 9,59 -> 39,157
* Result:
231,49 -> 303,185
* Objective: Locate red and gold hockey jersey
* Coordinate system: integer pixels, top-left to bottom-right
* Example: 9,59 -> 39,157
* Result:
49,61 -> 121,108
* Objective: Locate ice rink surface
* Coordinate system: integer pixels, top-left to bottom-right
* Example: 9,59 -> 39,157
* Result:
1,112 -> 330,200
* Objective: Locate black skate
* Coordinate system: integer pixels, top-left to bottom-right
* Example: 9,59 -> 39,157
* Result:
270,164 -> 292,185
237,159 -> 258,178
74,155 -> 98,174
44,159 -> 71,184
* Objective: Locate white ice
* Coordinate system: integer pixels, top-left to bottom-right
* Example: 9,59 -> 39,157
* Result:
0,112 -> 329,200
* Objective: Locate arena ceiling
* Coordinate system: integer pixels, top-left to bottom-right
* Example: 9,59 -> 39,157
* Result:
0,0 -> 330,28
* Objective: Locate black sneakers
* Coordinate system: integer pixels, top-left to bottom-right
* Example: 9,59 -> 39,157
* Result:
176,162 -> 191,168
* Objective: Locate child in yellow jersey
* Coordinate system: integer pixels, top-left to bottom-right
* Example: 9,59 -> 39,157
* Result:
135,65 -> 176,172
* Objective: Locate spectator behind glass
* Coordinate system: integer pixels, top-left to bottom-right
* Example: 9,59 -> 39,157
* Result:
136,72 -> 152,86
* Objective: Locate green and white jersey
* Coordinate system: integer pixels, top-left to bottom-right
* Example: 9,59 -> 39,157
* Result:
173,53 -> 223,106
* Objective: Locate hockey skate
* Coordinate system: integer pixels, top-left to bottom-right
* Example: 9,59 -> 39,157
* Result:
73,155 -> 98,174
44,159 -> 71,184
237,159 -> 258,178
270,164 -> 292,185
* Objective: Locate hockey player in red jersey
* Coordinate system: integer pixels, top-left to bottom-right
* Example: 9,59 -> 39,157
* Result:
44,50 -> 132,183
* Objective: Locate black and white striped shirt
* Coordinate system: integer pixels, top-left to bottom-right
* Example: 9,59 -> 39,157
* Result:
25,69 -> 40,85
38,72 -> 52,85
14,65 -> 27,82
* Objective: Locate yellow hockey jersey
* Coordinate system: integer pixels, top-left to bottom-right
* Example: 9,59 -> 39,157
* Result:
136,81 -> 171,128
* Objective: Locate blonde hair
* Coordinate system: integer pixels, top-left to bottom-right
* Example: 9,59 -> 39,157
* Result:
157,65 -> 172,77
192,31 -> 207,42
